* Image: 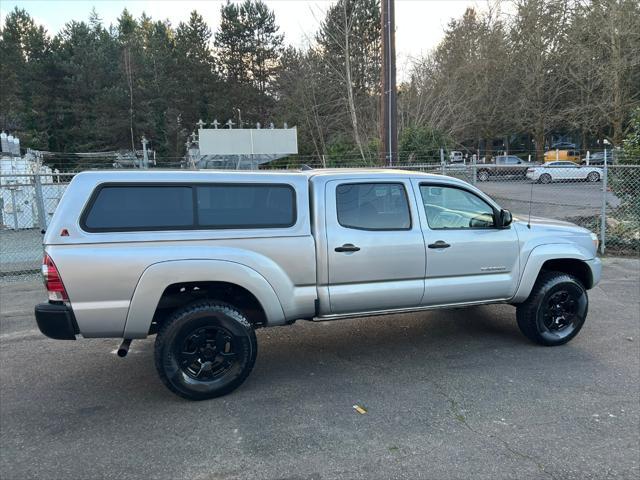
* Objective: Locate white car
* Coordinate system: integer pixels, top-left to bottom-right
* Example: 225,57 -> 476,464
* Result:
526,161 -> 602,183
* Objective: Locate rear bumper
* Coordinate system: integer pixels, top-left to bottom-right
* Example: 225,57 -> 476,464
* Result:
35,302 -> 79,340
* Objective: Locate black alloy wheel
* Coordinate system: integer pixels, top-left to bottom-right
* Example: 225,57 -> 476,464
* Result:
155,301 -> 257,400
537,286 -> 587,344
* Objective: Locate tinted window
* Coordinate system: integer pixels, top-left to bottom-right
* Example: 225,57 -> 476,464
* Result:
196,184 -> 295,228
336,183 -> 410,230
83,186 -> 193,231
420,185 -> 495,229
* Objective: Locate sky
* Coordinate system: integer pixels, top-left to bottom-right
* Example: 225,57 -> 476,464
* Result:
1,0 -> 493,79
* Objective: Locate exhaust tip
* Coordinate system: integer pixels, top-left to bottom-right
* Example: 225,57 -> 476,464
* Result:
117,339 -> 132,358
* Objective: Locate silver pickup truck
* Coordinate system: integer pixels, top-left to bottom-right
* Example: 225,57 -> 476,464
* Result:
35,169 -> 601,400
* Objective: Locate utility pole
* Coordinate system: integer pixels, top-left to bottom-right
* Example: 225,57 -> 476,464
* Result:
380,0 -> 397,166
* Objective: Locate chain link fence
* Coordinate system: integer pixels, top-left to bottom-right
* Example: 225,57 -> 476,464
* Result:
1,162 -> 638,283
1,173 -> 74,281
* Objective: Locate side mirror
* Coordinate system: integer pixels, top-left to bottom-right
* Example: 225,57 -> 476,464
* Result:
499,209 -> 513,228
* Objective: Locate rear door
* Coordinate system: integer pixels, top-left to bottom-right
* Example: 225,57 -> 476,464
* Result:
325,179 -> 426,314
412,180 -> 520,305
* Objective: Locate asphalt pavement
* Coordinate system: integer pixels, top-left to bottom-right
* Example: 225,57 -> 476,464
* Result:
1,258 -> 639,480
477,181 -> 618,220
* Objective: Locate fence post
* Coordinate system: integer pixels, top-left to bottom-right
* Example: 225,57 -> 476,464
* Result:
471,155 -> 477,185
10,187 -> 19,229
33,173 -> 47,231
440,148 -> 445,175
600,150 -> 608,255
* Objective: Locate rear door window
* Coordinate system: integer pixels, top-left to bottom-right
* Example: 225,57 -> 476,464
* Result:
336,183 -> 411,230
82,185 -> 193,231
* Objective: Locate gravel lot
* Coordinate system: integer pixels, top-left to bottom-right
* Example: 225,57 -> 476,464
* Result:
1,258 -> 638,480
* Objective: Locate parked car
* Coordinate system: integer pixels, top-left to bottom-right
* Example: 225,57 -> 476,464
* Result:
527,161 -> 602,183
477,155 -> 531,181
544,149 -> 581,164
550,142 -> 577,150
449,150 -> 464,163
36,169 -> 601,400
580,150 -> 617,165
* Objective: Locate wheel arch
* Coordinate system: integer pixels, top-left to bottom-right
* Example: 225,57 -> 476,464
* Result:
123,260 -> 286,339
539,258 -> 593,289
511,244 -> 597,303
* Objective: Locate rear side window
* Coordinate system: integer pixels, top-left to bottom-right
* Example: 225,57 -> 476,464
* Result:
81,183 -> 296,232
196,184 -> 295,228
82,186 -> 193,231
336,183 -> 411,230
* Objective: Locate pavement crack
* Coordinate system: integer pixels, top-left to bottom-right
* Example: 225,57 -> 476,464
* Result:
430,379 -> 560,480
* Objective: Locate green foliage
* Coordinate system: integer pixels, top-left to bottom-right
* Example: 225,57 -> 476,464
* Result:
622,108 -> 640,161
609,107 -> 640,234
215,0 -> 283,120
399,126 -> 452,163
1,1 -> 638,169
0,3 -> 283,162
609,107 -> 640,218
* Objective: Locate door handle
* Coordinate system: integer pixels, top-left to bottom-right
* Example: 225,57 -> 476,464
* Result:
335,244 -> 360,252
428,240 -> 450,249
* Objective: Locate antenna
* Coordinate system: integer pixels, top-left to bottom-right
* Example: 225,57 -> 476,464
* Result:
527,178 -> 534,229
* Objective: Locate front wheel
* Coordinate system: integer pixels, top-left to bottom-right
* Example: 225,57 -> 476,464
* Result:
477,170 -> 490,182
516,272 -> 588,346
154,301 -> 257,400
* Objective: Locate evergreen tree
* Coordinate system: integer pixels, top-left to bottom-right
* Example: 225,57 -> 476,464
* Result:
215,0 -> 283,121
175,11 -> 218,133
0,7 -> 53,148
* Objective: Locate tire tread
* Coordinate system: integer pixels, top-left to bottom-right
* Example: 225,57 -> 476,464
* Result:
516,271 -> 587,346
154,300 -> 256,400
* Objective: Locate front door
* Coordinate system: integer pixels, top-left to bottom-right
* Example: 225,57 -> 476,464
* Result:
325,180 -> 426,314
413,181 -> 520,305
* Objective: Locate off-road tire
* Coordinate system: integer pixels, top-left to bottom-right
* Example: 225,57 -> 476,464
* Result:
539,173 -> 552,184
516,271 -> 588,346
154,300 -> 257,400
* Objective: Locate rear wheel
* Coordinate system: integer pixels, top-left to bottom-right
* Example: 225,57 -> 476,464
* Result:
587,171 -> 600,182
539,173 -> 552,184
516,272 -> 588,346
154,301 -> 257,400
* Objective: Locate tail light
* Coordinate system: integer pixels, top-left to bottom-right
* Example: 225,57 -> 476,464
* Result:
42,254 -> 69,302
